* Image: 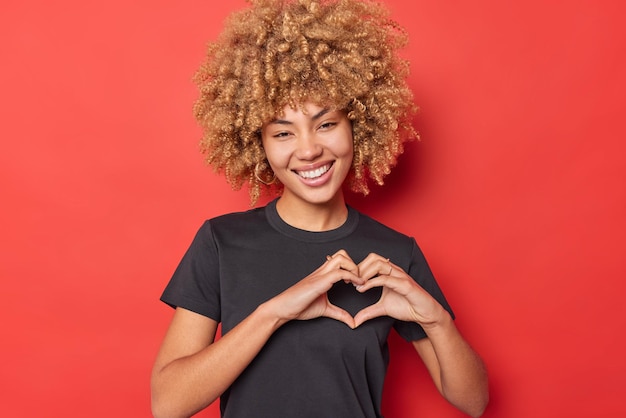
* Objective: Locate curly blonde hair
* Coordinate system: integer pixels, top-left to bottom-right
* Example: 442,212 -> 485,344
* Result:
193,0 -> 418,204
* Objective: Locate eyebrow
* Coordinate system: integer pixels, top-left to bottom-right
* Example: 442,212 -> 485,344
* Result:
270,108 -> 332,125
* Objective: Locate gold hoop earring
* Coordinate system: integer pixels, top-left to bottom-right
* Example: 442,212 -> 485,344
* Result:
254,162 -> 276,185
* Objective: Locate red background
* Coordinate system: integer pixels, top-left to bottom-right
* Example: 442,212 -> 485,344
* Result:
2,0 -> 625,417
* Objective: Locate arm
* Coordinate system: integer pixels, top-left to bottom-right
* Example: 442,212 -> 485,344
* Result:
353,254 -> 489,417
151,250 -> 363,418
413,317 -> 489,417
151,304 -> 283,418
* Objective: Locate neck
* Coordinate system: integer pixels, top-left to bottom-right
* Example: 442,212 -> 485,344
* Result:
275,193 -> 348,232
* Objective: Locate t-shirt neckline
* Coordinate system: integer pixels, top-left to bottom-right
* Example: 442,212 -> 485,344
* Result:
265,198 -> 359,243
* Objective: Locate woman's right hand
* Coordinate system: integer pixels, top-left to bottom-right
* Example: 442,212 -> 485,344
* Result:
266,249 -> 364,328
152,249 -> 363,417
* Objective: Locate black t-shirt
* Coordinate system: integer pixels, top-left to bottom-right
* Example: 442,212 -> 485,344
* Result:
161,199 -> 453,418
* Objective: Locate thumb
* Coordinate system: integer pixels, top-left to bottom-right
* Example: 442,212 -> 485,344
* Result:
323,303 -> 356,329
353,303 -> 386,328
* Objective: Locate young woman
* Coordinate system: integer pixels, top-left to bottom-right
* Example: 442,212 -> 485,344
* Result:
151,1 -> 489,417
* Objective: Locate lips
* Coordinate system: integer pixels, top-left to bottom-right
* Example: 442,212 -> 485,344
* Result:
295,162 -> 333,179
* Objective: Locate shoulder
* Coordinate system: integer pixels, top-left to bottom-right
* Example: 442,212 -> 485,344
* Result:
353,208 -> 413,244
345,208 -> 422,267
197,205 -> 272,245
208,205 -> 266,228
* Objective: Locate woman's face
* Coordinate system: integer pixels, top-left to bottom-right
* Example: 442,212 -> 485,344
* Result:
261,102 -> 354,208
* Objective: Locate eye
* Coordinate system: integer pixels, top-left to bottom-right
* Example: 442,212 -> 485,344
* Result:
273,131 -> 292,139
318,121 -> 337,130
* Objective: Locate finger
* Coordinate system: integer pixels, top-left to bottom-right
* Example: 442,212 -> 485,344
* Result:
357,253 -> 395,280
355,274 -> 410,294
356,252 -> 381,271
355,276 -> 385,293
326,269 -> 366,287
326,255 -> 352,283
325,251 -> 360,276
305,266 -> 363,290
331,249 -> 355,261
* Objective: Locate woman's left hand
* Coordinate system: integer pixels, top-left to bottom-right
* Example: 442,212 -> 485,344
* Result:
353,253 -> 448,328
354,254 -> 489,417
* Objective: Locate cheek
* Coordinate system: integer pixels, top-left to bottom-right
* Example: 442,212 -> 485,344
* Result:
263,143 -> 290,168
340,133 -> 355,160
345,138 -> 354,159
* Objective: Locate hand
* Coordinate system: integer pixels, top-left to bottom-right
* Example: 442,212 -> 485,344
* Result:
353,253 -> 447,328
268,249 -> 365,328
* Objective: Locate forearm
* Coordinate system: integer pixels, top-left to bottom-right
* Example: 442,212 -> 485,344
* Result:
423,314 -> 489,417
151,302 -> 283,418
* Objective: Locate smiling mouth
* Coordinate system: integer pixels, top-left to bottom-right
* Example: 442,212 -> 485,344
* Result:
295,163 -> 333,179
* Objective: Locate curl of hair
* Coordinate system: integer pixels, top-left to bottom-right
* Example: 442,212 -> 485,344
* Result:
193,0 -> 418,204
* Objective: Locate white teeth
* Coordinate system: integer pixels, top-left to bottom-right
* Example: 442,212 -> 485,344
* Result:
297,164 -> 330,179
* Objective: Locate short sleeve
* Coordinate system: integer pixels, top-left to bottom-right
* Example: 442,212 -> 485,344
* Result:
160,221 -> 221,321
393,238 -> 455,341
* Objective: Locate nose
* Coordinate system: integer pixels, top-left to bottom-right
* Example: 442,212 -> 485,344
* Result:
294,133 -> 323,161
